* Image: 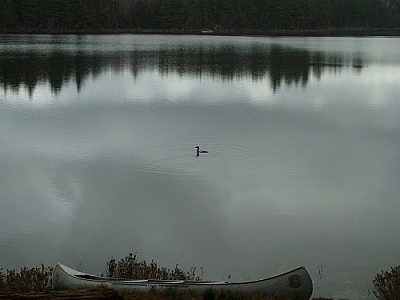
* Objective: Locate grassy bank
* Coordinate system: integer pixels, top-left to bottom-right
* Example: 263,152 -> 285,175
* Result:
0,286 -> 323,300
2,255 -> 399,299
0,257 -> 315,299
0,287 -> 330,300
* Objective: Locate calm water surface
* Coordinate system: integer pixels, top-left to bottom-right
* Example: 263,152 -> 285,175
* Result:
1,34 -> 400,299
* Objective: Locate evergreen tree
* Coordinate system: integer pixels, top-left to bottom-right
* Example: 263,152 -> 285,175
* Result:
0,0 -> 399,31
158,0 -> 174,28
0,0 -> 17,28
200,0 -> 217,29
184,0 -> 202,29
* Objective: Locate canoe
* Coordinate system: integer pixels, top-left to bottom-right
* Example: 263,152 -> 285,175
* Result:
53,263 -> 313,298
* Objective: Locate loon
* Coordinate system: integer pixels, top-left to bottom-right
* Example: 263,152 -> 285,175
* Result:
195,146 -> 208,156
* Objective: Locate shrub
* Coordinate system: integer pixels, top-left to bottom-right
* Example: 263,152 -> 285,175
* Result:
0,268 -> 5,290
373,265 -> 400,300
105,252 -> 201,281
0,264 -> 53,292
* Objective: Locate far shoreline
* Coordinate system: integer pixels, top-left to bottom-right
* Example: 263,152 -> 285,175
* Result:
1,27 -> 400,37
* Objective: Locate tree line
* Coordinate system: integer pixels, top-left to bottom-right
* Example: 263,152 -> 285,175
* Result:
0,0 -> 399,32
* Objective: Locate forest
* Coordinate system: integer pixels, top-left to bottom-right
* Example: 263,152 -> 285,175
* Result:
0,0 -> 399,32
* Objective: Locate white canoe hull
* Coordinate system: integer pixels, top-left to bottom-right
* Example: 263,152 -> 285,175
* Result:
53,263 -> 313,298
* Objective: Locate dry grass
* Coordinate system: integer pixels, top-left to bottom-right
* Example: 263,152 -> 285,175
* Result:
105,253 -> 200,281
0,264 -> 53,293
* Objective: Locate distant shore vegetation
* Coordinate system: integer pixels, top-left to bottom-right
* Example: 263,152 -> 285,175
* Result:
0,0 -> 399,35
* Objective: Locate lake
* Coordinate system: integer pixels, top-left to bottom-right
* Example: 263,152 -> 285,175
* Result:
1,34 -> 400,299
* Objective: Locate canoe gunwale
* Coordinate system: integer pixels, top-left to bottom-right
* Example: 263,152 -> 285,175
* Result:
56,263 -> 307,284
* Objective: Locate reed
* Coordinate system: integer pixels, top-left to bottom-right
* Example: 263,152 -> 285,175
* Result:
0,264 -> 53,292
0,252 -> 200,293
105,252 -> 201,281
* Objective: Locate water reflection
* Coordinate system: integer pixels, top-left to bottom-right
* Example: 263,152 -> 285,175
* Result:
0,42 -> 366,95
1,35 -> 400,300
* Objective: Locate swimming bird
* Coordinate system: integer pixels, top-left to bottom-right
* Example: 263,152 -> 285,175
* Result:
195,146 -> 208,156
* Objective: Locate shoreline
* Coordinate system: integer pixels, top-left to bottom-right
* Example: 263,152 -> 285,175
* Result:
1,27 -> 400,37
0,288 -> 329,300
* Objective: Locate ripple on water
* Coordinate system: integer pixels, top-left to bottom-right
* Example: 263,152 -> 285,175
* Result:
91,131 -> 368,186
101,145 -> 198,176
264,132 -> 370,187
98,143 -> 259,177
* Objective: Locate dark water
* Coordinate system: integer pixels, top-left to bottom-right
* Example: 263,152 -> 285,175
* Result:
1,34 -> 400,299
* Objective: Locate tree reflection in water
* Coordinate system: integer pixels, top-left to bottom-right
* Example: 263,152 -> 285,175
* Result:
0,42 -> 364,96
